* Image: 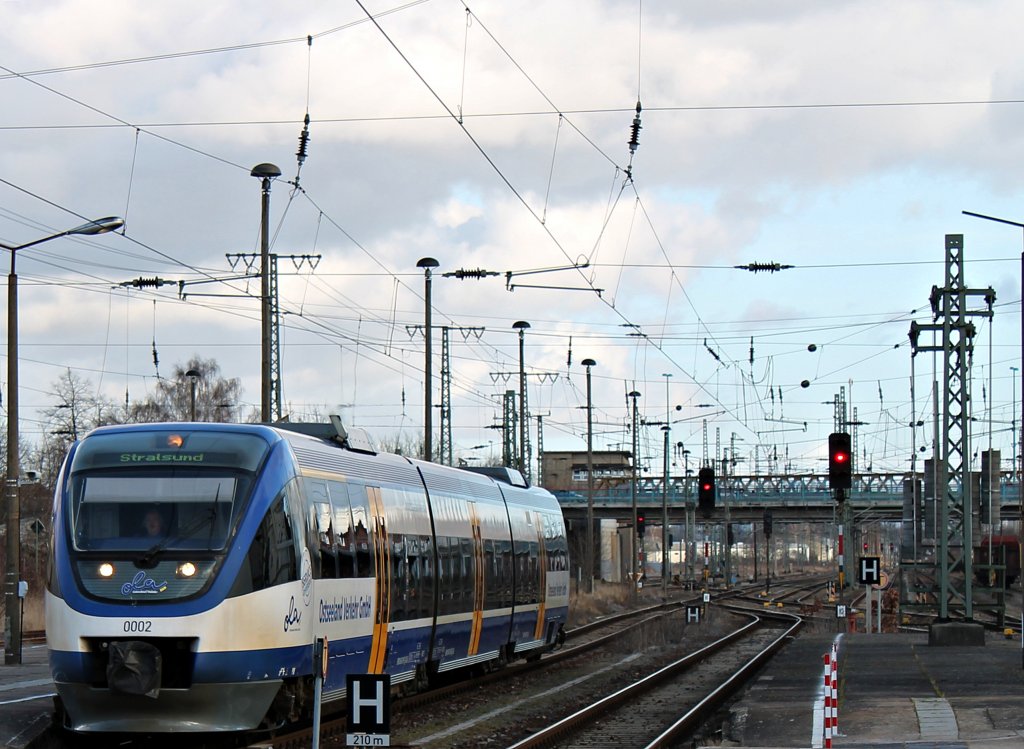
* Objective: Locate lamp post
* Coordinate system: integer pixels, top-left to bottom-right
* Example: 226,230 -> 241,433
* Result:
628,390 -> 641,595
513,321 -> 531,480
582,358 -> 596,593
662,373 -> 672,595
962,210 -> 1024,594
2,215 -> 124,665
251,162 -> 281,423
418,258 -> 439,462
186,369 -> 201,421
1013,366 -> 1019,488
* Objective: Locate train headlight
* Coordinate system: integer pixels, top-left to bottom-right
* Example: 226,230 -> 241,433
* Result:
177,562 -> 197,578
98,563 -> 115,578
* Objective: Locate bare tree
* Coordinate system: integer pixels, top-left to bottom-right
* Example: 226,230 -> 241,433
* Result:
376,431 -> 426,458
127,356 -> 244,423
32,369 -> 121,486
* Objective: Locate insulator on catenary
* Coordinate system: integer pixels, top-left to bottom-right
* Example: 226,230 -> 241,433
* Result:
121,277 -> 169,288
296,113 -> 311,166
627,100 -> 642,155
441,267 -> 500,280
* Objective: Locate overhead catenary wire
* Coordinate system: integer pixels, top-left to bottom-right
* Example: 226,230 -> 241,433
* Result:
6,2 -> 1015,469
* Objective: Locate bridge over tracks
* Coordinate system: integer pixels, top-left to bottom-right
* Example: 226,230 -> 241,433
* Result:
555,471 -> 1023,524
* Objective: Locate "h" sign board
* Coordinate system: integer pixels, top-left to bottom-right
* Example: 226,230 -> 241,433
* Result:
347,674 -> 391,746
858,556 -> 880,586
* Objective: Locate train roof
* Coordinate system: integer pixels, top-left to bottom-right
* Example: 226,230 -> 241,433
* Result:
80,420 -> 557,505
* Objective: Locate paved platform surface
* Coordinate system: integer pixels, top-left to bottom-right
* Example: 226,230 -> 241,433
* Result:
723,628 -> 1024,748
0,643 -> 56,749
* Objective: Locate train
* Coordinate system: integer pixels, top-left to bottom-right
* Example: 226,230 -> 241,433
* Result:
46,420 -> 570,733
974,534 -> 1021,587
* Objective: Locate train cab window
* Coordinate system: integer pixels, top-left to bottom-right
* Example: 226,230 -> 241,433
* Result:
67,428 -> 266,554
70,474 -> 242,553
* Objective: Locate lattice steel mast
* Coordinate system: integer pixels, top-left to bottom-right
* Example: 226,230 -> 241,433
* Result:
909,234 -> 995,620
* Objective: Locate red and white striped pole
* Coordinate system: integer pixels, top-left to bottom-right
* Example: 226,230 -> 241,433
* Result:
830,643 -> 839,735
822,651 -> 833,748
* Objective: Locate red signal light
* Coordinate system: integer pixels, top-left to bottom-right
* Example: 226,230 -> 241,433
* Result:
697,466 -> 715,517
828,432 -> 852,490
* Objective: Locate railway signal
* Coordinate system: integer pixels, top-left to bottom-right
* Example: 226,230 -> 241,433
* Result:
636,510 -> 646,537
828,432 -> 852,490
697,467 -> 715,517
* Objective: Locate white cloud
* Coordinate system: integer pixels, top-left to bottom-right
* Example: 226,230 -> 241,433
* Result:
0,0 -> 1021,473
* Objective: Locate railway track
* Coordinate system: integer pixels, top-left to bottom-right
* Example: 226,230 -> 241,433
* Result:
247,578 -> 826,748
505,606 -> 800,749
246,593 -> 711,749
31,576 -> 827,749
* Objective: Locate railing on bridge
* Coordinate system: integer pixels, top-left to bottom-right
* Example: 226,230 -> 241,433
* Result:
554,471 -> 1023,510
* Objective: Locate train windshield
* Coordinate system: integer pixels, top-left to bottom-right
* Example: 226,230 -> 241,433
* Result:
67,429 -> 269,553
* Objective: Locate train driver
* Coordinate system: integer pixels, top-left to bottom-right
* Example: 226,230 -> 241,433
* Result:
142,508 -> 166,537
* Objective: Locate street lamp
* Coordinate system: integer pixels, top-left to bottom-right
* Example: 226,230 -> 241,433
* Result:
251,162 -> 282,423
1012,366 -> 1019,486
581,358 -> 596,593
417,257 -> 439,462
513,321 -> 530,480
2,215 -> 124,665
662,373 -> 672,594
962,210 -> 1024,579
186,369 -> 201,421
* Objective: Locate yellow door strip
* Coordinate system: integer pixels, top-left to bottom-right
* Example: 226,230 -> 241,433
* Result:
367,486 -> 390,673
468,502 -> 485,656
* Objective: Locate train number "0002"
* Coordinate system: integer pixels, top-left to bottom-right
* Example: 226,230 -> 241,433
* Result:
123,620 -> 152,633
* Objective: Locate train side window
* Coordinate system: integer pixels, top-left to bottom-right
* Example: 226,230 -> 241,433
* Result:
306,479 -> 337,579
405,534 -> 420,620
413,533 -> 433,621
461,536 -> 473,608
483,538 -> 498,608
434,535 -> 447,614
231,486 -> 297,597
348,484 -> 375,578
441,535 -> 456,615
327,480 -> 357,578
514,538 -> 527,606
528,540 -> 539,603
390,532 -> 406,621
544,514 -> 568,572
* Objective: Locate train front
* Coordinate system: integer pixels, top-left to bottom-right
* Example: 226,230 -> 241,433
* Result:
46,424 -> 305,733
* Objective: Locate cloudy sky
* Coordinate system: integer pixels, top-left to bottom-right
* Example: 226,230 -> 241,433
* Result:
1,0 -> 1022,479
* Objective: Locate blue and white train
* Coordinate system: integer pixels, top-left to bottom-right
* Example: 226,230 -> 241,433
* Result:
46,420 -> 569,733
